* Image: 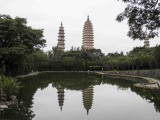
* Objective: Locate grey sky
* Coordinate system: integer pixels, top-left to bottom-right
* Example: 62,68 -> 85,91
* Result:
0,0 -> 159,54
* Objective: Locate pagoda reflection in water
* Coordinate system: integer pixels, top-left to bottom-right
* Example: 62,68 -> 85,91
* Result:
10,73 -> 160,119
56,85 -> 65,111
82,85 -> 94,115
55,84 -> 94,114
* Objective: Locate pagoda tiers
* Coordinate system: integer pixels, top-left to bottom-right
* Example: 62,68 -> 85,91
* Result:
82,85 -> 94,115
144,34 -> 150,48
57,85 -> 65,111
57,22 -> 65,51
82,16 -> 94,49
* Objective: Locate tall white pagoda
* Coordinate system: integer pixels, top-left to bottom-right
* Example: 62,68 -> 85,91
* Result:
82,16 -> 94,49
82,85 -> 94,115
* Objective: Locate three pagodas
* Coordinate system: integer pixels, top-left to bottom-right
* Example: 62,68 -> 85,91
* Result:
57,16 -> 94,51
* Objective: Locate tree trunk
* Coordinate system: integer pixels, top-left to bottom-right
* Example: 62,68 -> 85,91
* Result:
0,56 -> 5,68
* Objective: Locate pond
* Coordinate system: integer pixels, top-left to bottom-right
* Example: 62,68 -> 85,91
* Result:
2,72 -> 160,120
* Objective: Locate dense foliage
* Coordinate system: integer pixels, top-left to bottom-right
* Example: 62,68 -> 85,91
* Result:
117,0 -> 160,40
14,45 -> 160,74
0,14 -> 159,76
102,46 -> 160,70
2,102 -> 35,120
16,47 -> 105,74
0,14 -> 46,75
0,76 -> 21,99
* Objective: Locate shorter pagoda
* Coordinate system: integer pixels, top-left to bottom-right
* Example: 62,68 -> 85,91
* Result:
57,22 -> 65,51
57,85 -> 65,111
144,34 -> 150,48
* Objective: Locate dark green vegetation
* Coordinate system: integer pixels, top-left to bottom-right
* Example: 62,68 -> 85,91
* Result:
0,14 -> 160,76
0,76 -> 21,100
117,0 -> 160,40
0,7 -> 159,120
15,45 -> 160,74
2,73 -> 160,119
102,46 -> 160,70
1,102 -> 35,120
0,14 -> 46,75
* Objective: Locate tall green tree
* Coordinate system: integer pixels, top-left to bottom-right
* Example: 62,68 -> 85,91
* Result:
153,45 -> 160,67
0,15 -> 46,74
117,0 -> 160,40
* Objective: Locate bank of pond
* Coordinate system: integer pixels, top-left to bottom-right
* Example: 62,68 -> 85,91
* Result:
1,72 -> 160,120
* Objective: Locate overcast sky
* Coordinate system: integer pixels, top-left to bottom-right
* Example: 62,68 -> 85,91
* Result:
0,0 -> 159,54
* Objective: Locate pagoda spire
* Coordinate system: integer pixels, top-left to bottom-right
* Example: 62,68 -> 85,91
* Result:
61,22 -> 63,27
87,15 -> 89,21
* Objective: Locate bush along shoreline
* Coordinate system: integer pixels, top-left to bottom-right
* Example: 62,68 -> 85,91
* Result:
96,70 -> 160,89
16,69 -> 160,89
0,76 -> 22,113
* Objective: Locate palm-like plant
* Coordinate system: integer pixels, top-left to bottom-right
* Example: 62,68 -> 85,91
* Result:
1,76 -> 22,100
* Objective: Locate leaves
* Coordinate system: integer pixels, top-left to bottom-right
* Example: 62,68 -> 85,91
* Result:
0,14 -> 46,74
153,44 -> 160,63
117,0 -> 160,40
1,76 -> 22,98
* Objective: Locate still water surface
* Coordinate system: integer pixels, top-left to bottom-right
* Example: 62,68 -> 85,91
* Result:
3,72 -> 160,120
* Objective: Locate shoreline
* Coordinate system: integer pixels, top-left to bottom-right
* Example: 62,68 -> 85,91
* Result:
96,71 -> 160,89
16,71 -> 95,78
16,70 -> 160,89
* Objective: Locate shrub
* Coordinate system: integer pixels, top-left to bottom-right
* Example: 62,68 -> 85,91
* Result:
1,76 -> 22,99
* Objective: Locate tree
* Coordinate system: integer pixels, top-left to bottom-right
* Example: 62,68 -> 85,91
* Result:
19,50 -> 49,73
116,0 -> 160,40
51,46 -> 63,60
0,15 -> 46,74
153,45 -> 160,67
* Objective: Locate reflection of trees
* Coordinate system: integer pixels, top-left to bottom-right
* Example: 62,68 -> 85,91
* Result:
102,76 -> 134,90
18,75 -> 51,108
131,88 -> 160,113
16,72 -> 101,115
82,85 -> 94,115
51,73 -> 101,90
102,75 -> 160,113
15,72 -> 160,118
148,90 -> 160,112
2,102 -> 35,120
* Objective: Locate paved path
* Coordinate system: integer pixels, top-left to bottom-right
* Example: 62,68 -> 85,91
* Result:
16,71 -> 39,78
156,81 -> 160,88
